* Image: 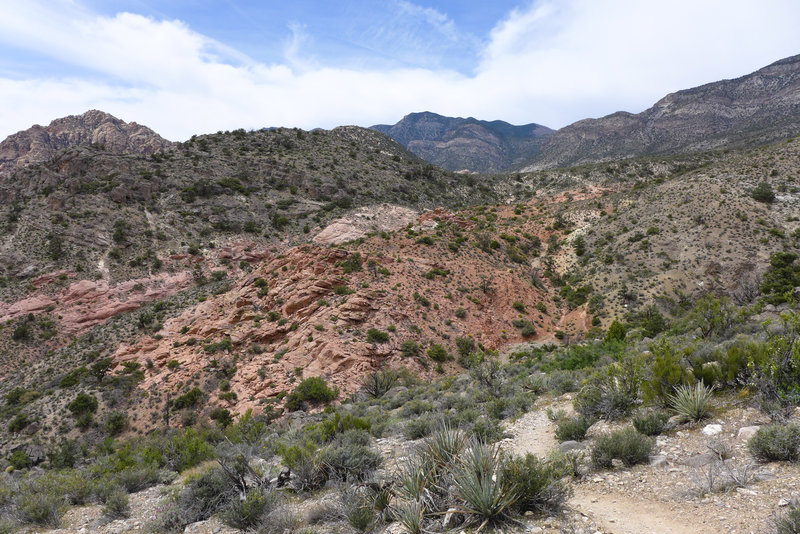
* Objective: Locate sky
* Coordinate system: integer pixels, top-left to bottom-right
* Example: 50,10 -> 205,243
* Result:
1,0 -> 799,141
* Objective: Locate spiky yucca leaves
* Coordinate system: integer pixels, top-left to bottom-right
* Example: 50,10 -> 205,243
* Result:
394,499 -> 425,534
420,425 -> 467,475
668,382 -> 714,422
450,439 -> 519,531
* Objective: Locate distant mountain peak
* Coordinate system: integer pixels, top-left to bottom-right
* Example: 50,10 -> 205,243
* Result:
0,110 -> 173,176
371,112 -> 553,173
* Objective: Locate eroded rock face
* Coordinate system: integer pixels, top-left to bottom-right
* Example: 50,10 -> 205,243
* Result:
113,204 -> 591,422
0,110 -> 173,176
313,204 -> 419,246
0,272 -> 193,334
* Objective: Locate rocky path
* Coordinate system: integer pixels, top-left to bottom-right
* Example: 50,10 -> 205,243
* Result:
504,398 -> 782,534
571,487 -> 716,534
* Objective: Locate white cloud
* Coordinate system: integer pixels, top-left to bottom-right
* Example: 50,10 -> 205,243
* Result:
1,0 -> 799,140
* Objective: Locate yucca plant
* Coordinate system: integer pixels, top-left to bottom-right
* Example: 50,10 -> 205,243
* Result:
395,455 -> 430,502
420,425 -> 467,474
394,499 -> 425,534
449,439 -> 518,531
667,382 -> 714,422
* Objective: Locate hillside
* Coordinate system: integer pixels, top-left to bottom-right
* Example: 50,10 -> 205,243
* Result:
0,97 -> 799,532
524,54 -> 800,170
372,111 -> 554,173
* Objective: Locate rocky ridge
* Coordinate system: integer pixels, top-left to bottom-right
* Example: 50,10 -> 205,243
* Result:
0,110 -> 173,177
524,54 -> 800,170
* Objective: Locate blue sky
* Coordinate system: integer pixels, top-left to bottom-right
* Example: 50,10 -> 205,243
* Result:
1,1 -> 800,140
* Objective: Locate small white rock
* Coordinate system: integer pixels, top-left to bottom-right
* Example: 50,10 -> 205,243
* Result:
702,424 -> 723,436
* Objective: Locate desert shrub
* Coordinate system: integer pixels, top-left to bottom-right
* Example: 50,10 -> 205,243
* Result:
667,382 -> 714,422
340,252 -> 363,273
8,413 -> 30,433
450,439 -> 517,527
172,387 -> 203,410
751,181 -> 775,203
555,416 -> 595,442
775,504 -> 800,534
67,393 -> 98,416
113,466 -> 162,493
632,411 -> 670,436
574,355 -> 643,421
210,407 -> 234,428
104,411 -> 129,436
747,424 -> 800,462
404,416 -> 434,440
455,336 -> 476,359
471,417 -> 505,443
366,328 -> 389,343
162,467 -> 238,530
102,488 -> 130,519
401,339 -> 420,357
642,339 -> 693,405
605,319 -> 627,342
285,377 -> 338,411
48,440 -> 83,469
427,344 -> 449,362
340,488 -> 376,532
360,369 -> 398,398
502,453 -> 572,514
17,489 -> 66,527
747,312 -> 800,411
319,429 -> 381,482
547,370 -> 578,394
9,449 -> 32,470
394,499 -> 425,534
591,427 -> 654,469
220,488 -> 274,530
761,253 -> 800,305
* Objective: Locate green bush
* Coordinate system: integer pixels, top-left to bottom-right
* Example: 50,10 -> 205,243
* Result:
340,252 -> 363,273
751,181 -> 775,203
632,411 -> 670,436
172,387 -> 204,410
401,339 -> 420,357
17,489 -> 66,527
220,488 -> 273,530
67,393 -> 98,416
9,449 -> 32,469
318,429 -> 381,482
285,377 -> 338,411
747,424 -> 800,462
605,320 -> 626,342
102,488 -> 130,519
555,416 -> 594,442
366,328 -> 389,343
427,344 -> 449,362
775,504 -> 800,534
503,453 -> 571,514
760,253 -> 800,305
104,411 -> 129,436
591,427 -> 654,469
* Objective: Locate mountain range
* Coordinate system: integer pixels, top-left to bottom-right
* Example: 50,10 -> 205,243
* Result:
372,54 -> 800,172
371,112 -> 554,173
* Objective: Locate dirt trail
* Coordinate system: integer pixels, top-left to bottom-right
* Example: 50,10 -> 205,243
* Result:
507,400 -> 728,534
571,487 -> 719,534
